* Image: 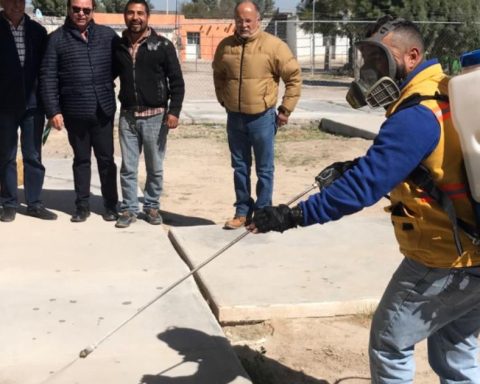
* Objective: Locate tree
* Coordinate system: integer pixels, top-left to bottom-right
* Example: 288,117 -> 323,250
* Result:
101,0 -> 128,13
297,0 -> 480,74
32,0 -> 67,16
182,0 -> 276,19
32,0 -> 153,15
100,0 -> 154,13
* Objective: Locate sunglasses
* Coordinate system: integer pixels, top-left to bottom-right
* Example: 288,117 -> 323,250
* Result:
71,6 -> 92,15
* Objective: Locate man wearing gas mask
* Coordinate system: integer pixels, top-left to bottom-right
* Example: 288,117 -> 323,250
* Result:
248,16 -> 480,383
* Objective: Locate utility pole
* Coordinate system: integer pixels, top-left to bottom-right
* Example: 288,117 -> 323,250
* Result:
311,0 -> 315,75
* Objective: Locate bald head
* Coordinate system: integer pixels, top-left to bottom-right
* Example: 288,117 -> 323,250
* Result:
234,1 -> 261,38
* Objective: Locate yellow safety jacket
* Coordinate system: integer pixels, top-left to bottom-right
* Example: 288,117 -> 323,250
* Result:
386,63 -> 480,268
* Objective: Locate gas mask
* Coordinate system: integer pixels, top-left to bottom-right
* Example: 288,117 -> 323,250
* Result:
346,19 -> 405,109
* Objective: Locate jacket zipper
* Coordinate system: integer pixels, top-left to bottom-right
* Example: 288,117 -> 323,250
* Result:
132,53 -> 139,107
238,40 -> 246,113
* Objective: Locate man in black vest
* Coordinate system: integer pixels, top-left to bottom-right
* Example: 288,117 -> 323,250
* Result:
0,0 -> 57,222
113,0 -> 184,228
40,0 -> 119,222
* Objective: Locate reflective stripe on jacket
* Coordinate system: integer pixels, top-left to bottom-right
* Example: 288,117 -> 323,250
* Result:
386,63 -> 480,267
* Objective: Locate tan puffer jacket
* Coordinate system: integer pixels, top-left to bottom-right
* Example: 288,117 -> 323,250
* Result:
212,29 -> 301,115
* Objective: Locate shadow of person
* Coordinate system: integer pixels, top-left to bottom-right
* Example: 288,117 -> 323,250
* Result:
17,187 -> 106,216
232,344 -> 329,384
160,210 -> 215,227
139,327 -> 250,384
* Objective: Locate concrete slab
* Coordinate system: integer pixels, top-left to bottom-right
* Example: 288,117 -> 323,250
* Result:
169,216 -> 403,324
0,160 -> 251,384
180,99 -> 386,139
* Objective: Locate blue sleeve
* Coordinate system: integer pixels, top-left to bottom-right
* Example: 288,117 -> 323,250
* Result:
299,105 -> 440,225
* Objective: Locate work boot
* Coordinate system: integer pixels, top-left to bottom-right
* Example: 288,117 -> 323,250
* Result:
26,205 -> 58,220
144,208 -> 163,225
223,215 -> 247,230
0,206 -> 16,222
115,211 -> 137,228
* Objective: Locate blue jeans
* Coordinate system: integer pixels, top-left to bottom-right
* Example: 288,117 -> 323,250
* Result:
0,109 -> 45,208
369,257 -> 480,383
227,108 -> 277,217
119,111 -> 167,213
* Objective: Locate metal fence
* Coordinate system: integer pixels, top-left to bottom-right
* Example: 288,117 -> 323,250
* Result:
178,19 -> 480,91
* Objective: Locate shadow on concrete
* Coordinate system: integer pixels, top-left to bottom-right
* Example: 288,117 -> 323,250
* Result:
139,327 -> 250,383
18,187 -> 105,215
160,210 -> 215,227
233,344 -> 328,384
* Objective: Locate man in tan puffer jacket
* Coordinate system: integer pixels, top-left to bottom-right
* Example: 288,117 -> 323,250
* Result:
213,0 -> 301,229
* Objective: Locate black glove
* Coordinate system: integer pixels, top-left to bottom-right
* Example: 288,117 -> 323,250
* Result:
252,204 -> 303,233
315,159 -> 358,190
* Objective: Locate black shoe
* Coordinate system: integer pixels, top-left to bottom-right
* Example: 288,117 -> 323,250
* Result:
144,208 -> 163,225
0,206 -> 16,222
71,208 -> 90,223
115,211 -> 136,228
27,205 -> 58,220
102,208 -> 118,222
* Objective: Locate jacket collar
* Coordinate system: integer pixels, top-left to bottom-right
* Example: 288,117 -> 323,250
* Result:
121,27 -> 159,47
234,27 -> 261,44
64,16 -> 94,38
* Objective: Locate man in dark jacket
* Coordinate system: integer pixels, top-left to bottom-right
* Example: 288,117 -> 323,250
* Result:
0,0 -> 57,222
40,0 -> 119,223
113,0 -> 184,228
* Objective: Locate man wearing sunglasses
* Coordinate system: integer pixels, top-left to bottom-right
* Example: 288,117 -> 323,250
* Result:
40,0 -> 119,223
0,0 -> 57,222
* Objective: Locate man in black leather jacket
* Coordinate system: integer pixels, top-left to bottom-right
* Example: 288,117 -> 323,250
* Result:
113,0 -> 184,229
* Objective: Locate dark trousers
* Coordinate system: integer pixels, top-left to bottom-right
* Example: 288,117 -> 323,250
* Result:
0,109 -> 45,208
64,113 -> 118,210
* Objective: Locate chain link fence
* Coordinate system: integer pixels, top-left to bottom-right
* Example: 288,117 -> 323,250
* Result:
178,19 -> 480,95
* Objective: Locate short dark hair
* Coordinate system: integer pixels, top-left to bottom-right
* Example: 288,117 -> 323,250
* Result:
67,0 -> 96,9
234,0 -> 260,16
124,0 -> 150,16
367,15 -> 425,54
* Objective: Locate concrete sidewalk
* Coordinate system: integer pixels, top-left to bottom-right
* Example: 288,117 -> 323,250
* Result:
1,93 -> 391,382
180,97 -> 385,140
0,159 -> 251,384
169,215 -> 401,324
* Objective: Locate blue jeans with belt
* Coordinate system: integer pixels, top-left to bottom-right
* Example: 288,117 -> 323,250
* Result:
369,257 -> 480,383
0,109 -> 45,208
118,111 -> 167,213
227,108 -> 277,217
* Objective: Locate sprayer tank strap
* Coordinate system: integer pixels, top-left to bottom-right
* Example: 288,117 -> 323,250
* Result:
393,93 -> 480,255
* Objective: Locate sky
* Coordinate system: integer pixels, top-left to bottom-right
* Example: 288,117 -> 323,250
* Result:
151,0 -> 298,13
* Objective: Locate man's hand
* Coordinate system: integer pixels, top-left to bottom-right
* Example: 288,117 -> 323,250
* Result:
315,159 -> 358,190
276,112 -> 289,127
165,114 -> 179,129
248,204 -> 303,233
50,114 -> 64,131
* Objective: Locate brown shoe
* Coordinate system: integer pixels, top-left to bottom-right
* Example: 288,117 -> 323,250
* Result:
223,216 -> 247,230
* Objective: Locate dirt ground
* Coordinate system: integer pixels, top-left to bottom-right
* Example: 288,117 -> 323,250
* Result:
42,123 -> 436,384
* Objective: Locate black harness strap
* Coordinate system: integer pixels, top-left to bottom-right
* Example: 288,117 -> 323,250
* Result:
393,93 -> 480,256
